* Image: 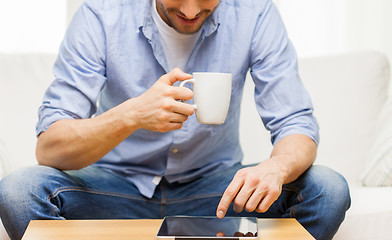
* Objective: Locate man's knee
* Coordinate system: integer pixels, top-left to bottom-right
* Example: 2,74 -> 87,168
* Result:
0,165 -> 63,209
312,165 -> 350,198
288,165 -> 351,240
304,165 -> 351,214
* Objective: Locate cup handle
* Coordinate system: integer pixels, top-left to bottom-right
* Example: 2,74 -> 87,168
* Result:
179,79 -> 197,110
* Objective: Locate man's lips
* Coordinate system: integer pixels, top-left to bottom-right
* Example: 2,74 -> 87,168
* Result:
176,14 -> 200,26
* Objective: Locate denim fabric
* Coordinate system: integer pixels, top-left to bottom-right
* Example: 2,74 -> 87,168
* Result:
0,164 -> 350,240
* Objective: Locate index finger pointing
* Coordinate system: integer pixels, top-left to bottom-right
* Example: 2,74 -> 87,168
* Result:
216,178 -> 244,219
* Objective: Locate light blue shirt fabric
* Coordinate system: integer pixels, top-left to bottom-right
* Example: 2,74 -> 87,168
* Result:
37,0 -> 319,198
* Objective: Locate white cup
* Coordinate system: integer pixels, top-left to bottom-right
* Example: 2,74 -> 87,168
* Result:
180,72 -> 232,124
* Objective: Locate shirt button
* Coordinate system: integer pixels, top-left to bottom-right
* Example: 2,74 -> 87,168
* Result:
172,148 -> 179,154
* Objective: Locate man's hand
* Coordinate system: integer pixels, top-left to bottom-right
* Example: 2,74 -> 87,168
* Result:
216,134 -> 317,218
216,159 -> 285,218
123,68 -> 195,132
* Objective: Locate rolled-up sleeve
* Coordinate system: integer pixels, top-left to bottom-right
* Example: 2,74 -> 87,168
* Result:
36,2 -> 107,136
249,1 -> 319,146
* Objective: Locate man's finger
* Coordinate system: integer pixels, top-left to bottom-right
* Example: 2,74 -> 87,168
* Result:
256,187 -> 280,213
168,113 -> 189,123
173,101 -> 195,116
161,68 -> 192,86
216,178 -> 244,219
256,194 -> 274,213
171,85 -> 194,101
232,184 -> 258,213
244,189 -> 266,212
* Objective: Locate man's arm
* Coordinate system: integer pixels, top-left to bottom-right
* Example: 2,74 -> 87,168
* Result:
216,134 -> 316,218
36,69 -> 194,170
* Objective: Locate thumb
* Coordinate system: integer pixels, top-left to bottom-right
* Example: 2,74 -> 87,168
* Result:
161,68 -> 192,86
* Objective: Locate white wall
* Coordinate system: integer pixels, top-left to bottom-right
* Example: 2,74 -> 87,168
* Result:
1,0 -> 391,61
0,0 -> 66,53
346,0 -> 392,70
274,0 -> 392,64
274,0 -> 348,58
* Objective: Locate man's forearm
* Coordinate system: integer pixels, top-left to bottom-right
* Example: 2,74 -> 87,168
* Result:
270,134 -> 317,184
36,105 -> 138,170
35,69 -> 195,171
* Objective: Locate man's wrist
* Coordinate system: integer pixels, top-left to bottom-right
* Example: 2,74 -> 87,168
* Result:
100,101 -> 140,136
269,155 -> 291,184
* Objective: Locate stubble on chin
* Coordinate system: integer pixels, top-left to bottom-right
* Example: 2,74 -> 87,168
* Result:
155,0 -> 218,35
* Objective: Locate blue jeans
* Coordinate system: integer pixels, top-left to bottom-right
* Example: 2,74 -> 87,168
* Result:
0,164 -> 350,240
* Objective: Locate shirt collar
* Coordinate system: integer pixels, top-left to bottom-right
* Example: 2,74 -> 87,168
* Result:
138,0 -> 221,40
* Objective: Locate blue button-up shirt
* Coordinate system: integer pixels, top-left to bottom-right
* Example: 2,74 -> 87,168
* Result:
37,0 -> 319,198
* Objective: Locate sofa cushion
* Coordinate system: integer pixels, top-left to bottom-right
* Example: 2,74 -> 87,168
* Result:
333,184 -> 392,240
0,138 -> 12,179
361,98 -> 392,186
240,51 -> 390,183
298,51 -> 390,182
0,54 -> 56,170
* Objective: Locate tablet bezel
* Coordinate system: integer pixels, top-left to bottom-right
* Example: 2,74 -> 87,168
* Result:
156,216 -> 259,240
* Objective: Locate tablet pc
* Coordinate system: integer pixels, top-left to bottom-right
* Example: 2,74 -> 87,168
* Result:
156,216 -> 258,239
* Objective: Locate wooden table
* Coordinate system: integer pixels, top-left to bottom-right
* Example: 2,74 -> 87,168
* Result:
22,218 -> 315,240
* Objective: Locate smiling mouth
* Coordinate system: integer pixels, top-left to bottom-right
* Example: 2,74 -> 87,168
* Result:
176,14 -> 201,26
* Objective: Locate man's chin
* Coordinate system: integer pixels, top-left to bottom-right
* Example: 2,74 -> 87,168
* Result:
172,24 -> 203,34
170,15 -> 206,34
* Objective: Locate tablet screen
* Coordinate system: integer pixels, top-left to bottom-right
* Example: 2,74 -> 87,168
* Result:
157,216 -> 258,239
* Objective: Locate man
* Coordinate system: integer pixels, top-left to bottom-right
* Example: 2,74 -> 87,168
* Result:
0,0 -> 350,239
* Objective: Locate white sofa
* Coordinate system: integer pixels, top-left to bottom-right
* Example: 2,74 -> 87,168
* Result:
240,51 -> 392,240
1,51 -> 392,239
0,54 -> 57,240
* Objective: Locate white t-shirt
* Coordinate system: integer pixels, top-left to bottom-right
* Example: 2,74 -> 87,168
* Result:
151,0 -> 201,71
